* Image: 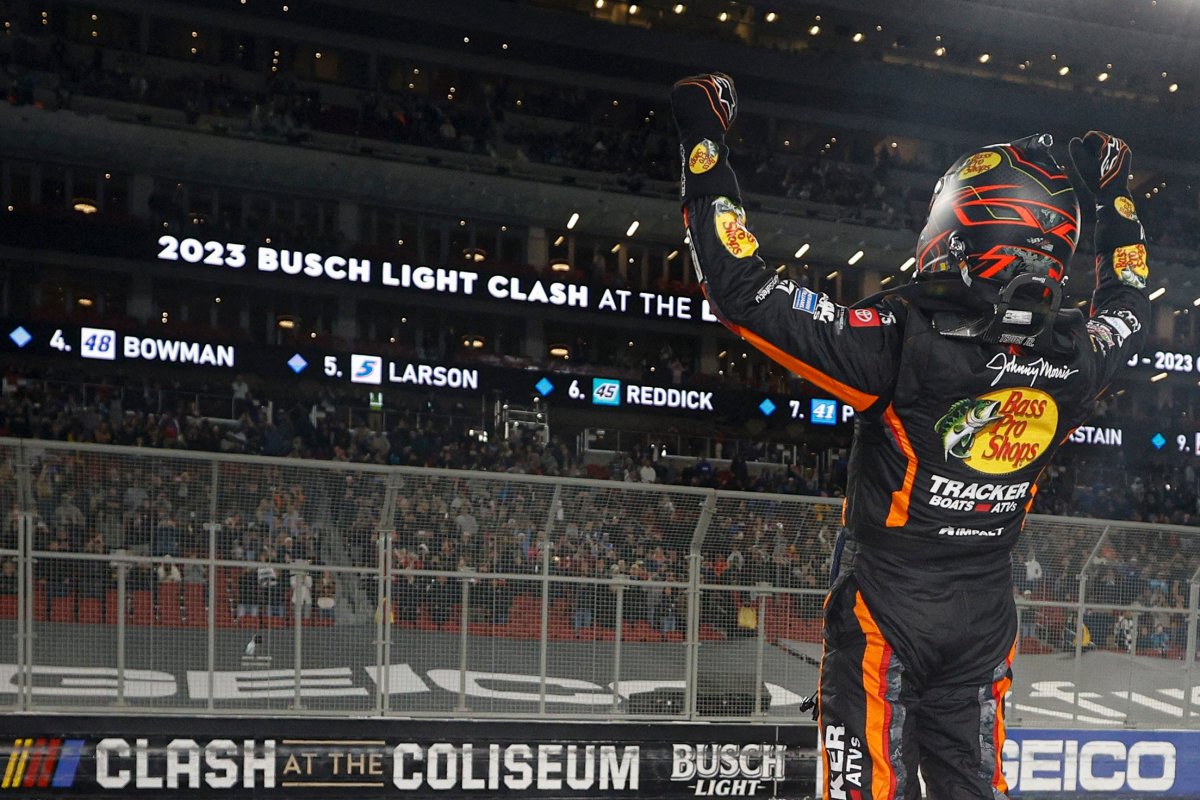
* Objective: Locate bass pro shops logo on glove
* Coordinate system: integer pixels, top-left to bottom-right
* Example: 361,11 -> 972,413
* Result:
712,198 -> 759,258
688,139 -> 720,174
1112,243 -> 1148,289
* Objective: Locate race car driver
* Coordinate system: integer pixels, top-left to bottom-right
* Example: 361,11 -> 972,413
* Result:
670,73 -> 1150,799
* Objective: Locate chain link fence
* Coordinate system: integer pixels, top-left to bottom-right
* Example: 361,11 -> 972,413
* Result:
1,438 -> 1198,726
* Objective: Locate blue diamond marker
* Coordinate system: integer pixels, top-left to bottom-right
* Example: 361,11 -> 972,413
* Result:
8,326 -> 31,348
1151,433 -> 1166,450
759,398 -> 777,417
287,354 -> 308,374
535,377 -> 554,396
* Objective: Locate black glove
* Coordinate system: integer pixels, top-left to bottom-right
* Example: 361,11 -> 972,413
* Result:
1068,131 -> 1132,200
670,73 -> 741,205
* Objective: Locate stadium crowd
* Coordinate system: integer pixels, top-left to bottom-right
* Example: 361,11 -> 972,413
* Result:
1,12 -> 1198,656
0,366 -> 1198,657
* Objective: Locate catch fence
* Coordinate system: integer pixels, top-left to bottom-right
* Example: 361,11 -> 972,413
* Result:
1,438 -> 1197,727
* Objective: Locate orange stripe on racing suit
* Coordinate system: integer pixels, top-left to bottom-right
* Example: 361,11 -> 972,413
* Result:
882,405 -> 918,527
853,592 -> 898,800
727,322 -> 879,412
991,641 -> 1017,794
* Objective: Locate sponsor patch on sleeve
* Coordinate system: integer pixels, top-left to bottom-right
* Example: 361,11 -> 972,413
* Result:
688,139 -> 720,174
848,308 -> 881,328
712,198 -> 759,259
792,287 -> 820,314
1114,196 -> 1139,221
1112,243 -> 1148,289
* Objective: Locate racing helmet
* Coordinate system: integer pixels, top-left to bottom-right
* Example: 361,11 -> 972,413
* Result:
913,134 -> 1080,305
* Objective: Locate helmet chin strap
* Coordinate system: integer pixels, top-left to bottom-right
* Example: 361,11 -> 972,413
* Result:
936,272 -> 1066,353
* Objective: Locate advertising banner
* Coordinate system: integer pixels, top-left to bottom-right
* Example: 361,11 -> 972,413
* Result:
1005,728 -> 1200,797
0,717 -> 816,799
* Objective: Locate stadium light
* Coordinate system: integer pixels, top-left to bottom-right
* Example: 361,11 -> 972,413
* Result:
1170,83 -> 1179,93
1151,372 -> 1168,382
900,257 -> 916,271
1192,297 -> 1200,307
794,243 -> 810,258
827,270 -> 839,279
1097,72 -> 1109,82
550,260 -> 571,272
852,32 -> 864,42
567,212 -> 579,229
848,250 -> 864,265
979,53 -> 990,63
1059,66 -> 1070,76
1149,287 -> 1166,301
626,220 -> 640,237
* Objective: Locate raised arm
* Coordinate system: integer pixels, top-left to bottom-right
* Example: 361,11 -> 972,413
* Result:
670,74 -> 902,415
1069,132 -> 1152,388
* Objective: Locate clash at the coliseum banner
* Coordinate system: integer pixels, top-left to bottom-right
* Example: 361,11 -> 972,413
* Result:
0,717 -> 813,799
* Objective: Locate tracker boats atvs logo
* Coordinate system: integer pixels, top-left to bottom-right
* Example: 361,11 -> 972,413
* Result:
823,727 -> 864,800
670,744 -> 786,796
935,388 -> 1058,474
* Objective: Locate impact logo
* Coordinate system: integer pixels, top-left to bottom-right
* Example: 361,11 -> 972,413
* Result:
349,354 -> 383,385
823,726 -> 864,800
671,743 -> 785,797
1111,243 -> 1148,289
688,139 -> 720,174
957,151 -> 1001,180
592,378 -> 622,407
935,388 -> 1058,474
2,738 -> 85,790
712,198 -> 759,259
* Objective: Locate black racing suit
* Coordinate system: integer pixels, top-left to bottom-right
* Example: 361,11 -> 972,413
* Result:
684,195 -> 1149,799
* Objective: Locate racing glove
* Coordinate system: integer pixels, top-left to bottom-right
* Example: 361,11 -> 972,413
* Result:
1069,131 -> 1147,293
670,73 -> 741,206
1068,130 -> 1132,201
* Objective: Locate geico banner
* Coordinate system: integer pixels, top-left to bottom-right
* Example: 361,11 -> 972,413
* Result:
1005,729 -> 1199,797
155,235 -> 720,324
0,717 -> 813,799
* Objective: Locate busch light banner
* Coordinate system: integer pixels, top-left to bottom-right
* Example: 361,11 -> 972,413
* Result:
0,717 -> 815,799
1005,728 -> 1199,797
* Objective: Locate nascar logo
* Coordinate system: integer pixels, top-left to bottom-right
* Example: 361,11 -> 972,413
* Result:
1,738 -> 84,789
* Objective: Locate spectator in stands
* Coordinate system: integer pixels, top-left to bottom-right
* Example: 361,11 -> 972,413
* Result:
426,572 -> 455,625
290,562 -> 313,618
315,570 -> 337,621
0,559 -> 17,596
156,556 -> 181,584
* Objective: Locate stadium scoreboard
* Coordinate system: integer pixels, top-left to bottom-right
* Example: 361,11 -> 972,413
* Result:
3,319 -> 855,428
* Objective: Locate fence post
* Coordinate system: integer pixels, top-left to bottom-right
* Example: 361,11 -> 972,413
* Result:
375,531 -> 388,716
685,491 -> 717,720
537,485 -> 561,716
292,562 -> 305,711
1073,526 -> 1107,723
17,511 -> 31,712
755,584 -> 768,716
1186,571 -> 1200,726
205,523 -> 219,712
115,561 -> 128,706
457,576 -> 470,712
612,578 -> 625,715
538,542 -> 552,716
14,449 -> 33,712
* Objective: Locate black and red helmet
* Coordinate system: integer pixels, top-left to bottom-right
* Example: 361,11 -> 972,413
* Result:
914,134 -> 1080,303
